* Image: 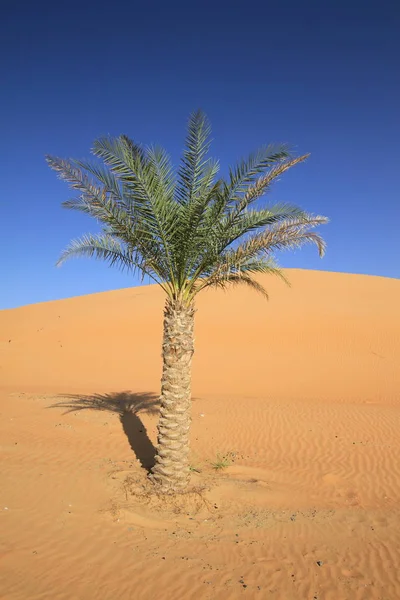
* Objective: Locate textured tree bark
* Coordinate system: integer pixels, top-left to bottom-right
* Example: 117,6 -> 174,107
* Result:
149,299 -> 195,493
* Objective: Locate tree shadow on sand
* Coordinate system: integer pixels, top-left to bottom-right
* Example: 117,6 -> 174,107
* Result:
50,391 -> 159,471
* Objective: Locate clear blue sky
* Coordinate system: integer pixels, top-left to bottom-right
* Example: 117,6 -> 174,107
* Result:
2,0 -> 399,309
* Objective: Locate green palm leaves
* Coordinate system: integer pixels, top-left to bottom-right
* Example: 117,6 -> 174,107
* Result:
47,110 -> 328,303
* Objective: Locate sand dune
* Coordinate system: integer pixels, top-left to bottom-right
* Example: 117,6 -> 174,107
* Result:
1,269 -> 400,599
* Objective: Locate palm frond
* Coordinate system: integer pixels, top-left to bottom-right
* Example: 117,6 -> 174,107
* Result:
47,156 -> 132,232
92,136 -> 145,180
176,110 -> 213,205
94,135 -> 180,284
46,156 -> 101,197
176,158 -> 220,279
240,154 -> 310,209
56,233 -> 134,271
215,273 -> 270,298
74,159 -> 123,200
213,155 -> 310,257
225,144 -> 291,202
196,256 -> 287,299
236,215 -> 329,258
218,204 -> 309,248
56,233 -> 170,291
146,145 -> 176,202
185,204 -> 306,286
224,155 -> 310,233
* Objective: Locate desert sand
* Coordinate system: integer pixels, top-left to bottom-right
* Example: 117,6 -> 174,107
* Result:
1,268 -> 400,600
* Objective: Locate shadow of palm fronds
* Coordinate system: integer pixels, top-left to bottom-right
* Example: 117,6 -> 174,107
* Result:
50,391 -> 160,471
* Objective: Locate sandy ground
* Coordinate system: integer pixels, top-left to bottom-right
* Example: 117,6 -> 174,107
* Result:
1,269 -> 400,600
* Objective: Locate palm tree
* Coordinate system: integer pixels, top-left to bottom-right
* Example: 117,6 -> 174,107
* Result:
47,111 -> 328,494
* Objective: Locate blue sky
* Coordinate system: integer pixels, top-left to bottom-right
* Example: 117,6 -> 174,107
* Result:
2,0 -> 399,309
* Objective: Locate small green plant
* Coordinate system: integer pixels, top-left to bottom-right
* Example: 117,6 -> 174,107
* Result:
210,452 -> 235,471
189,464 -> 201,473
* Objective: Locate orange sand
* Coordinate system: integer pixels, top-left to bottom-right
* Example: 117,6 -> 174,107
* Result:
1,269 -> 399,599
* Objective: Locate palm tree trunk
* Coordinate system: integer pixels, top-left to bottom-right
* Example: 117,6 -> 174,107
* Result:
149,299 -> 195,493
